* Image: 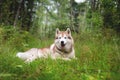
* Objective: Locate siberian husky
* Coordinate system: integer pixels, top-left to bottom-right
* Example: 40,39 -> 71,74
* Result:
16,28 -> 76,62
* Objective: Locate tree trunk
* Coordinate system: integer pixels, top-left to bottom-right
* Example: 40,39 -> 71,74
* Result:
70,0 -> 79,33
13,0 -> 23,28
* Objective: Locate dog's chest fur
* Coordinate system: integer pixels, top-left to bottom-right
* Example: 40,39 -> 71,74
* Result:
39,44 -> 74,59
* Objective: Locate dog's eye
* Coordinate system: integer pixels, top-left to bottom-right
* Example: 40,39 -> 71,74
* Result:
68,36 -> 71,39
59,37 -> 61,39
56,37 -> 58,39
64,37 -> 67,39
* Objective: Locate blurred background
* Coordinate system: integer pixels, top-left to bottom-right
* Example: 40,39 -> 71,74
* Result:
0,0 -> 120,80
0,0 -> 119,38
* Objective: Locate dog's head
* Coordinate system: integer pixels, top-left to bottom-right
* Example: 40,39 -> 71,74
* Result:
55,28 -> 74,51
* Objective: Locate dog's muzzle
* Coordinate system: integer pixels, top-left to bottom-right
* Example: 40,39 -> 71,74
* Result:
61,41 -> 65,47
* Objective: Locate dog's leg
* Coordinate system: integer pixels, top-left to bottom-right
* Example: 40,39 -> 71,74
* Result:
25,56 -> 37,63
62,58 -> 71,61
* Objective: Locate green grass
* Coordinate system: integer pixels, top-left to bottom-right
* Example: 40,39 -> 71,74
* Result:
0,30 -> 120,80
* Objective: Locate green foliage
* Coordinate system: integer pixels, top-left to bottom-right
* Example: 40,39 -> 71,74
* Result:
0,0 -> 36,30
0,25 -> 120,80
0,0 -> 120,79
0,25 -> 41,52
86,12 -> 103,29
101,0 -> 120,32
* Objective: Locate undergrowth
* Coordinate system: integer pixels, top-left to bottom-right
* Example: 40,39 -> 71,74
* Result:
0,26 -> 120,80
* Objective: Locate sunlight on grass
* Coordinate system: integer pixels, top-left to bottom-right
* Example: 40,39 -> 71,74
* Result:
0,30 -> 120,80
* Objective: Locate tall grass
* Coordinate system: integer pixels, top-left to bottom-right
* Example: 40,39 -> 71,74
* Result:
0,27 -> 120,80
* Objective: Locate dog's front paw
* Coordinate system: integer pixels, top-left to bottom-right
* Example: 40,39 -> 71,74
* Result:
62,58 -> 71,61
25,58 -> 33,63
74,57 -> 77,60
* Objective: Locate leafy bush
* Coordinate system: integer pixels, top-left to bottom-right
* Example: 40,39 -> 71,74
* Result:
0,25 -> 40,52
86,12 -> 103,30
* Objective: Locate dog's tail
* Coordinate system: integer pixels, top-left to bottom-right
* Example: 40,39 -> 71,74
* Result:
16,52 -> 23,57
16,52 -> 26,60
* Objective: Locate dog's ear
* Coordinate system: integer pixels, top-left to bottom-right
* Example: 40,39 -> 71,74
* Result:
66,28 -> 71,35
56,28 -> 60,35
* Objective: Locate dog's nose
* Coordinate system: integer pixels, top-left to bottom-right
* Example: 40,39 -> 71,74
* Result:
61,41 -> 64,44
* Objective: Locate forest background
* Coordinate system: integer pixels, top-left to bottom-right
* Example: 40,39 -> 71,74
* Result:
0,0 -> 120,80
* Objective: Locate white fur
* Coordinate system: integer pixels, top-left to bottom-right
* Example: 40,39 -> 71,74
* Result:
16,28 -> 76,62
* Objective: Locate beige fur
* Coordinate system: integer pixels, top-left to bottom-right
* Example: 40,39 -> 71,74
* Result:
16,28 -> 76,62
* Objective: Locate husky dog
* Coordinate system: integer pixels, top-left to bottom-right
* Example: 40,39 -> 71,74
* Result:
16,28 -> 76,62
